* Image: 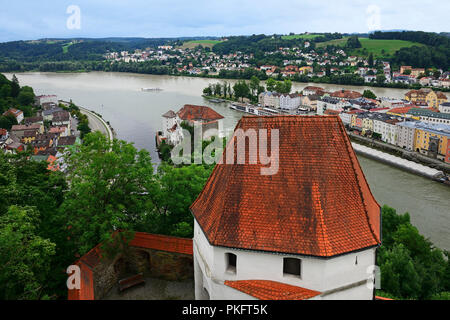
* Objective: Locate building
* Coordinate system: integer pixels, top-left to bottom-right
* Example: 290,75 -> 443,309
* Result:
414,123 -> 450,163
10,123 -> 44,139
279,93 -> 301,111
35,95 -> 58,106
258,92 -> 281,109
302,86 -> 324,96
396,120 -> 420,151
161,105 -> 224,146
404,89 -> 448,109
330,90 -> 362,100
439,102 -> 450,114
407,108 -> 450,125
2,108 -> 24,124
191,116 -> 381,300
317,96 -> 347,115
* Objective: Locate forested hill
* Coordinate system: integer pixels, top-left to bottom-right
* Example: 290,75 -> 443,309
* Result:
0,38 -> 172,62
370,31 -> 450,70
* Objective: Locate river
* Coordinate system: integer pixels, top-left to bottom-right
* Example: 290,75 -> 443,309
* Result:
6,71 -> 450,250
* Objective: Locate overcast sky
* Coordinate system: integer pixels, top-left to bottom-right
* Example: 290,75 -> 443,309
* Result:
1,0 -> 449,42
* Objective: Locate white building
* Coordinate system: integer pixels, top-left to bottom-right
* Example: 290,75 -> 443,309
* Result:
373,119 -> 400,145
161,105 -> 224,146
396,121 -> 419,151
279,93 -> 301,111
35,95 -> 58,106
191,116 -> 381,301
439,102 -> 450,114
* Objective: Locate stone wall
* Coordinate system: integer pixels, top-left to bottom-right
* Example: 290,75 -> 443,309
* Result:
90,247 -> 193,299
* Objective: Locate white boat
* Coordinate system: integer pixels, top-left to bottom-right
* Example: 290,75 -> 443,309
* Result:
141,87 -> 163,92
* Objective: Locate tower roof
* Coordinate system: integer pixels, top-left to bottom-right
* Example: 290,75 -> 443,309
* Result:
190,115 -> 381,257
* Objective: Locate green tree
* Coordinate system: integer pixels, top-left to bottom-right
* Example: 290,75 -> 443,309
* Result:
10,74 -> 20,98
378,243 -> 421,299
233,80 -> 250,101
368,53 -> 374,67
0,205 -> 56,300
61,132 -> 155,255
363,89 -> 377,99
266,78 -> 276,91
249,76 -> 260,98
346,36 -> 362,49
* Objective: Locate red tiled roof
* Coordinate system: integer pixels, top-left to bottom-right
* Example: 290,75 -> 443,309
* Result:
224,280 -> 321,300
388,106 -> 413,114
331,90 -> 362,99
191,116 -> 381,257
177,104 -> 224,121
129,232 -> 193,255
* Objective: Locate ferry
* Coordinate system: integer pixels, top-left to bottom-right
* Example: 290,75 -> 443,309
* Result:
141,87 -> 163,92
230,102 -> 284,116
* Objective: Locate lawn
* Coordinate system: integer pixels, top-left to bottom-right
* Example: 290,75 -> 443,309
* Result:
316,37 -> 423,57
62,42 -> 74,54
281,34 -> 323,40
180,40 -> 223,49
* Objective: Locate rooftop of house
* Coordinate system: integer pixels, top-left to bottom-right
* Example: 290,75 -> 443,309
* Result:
190,116 -> 381,257
225,280 -> 321,300
408,108 -> 450,120
162,110 -> 177,118
177,104 -> 224,122
11,123 -> 41,131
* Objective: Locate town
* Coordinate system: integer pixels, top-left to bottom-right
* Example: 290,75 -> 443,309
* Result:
1,94 -> 85,169
104,37 -> 450,89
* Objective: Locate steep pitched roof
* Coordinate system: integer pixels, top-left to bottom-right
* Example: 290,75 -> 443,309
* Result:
177,104 -> 224,121
190,116 -> 381,257
162,110 -> 177,118
224,280 -> 321,300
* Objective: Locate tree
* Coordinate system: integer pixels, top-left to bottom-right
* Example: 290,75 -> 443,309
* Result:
363,89 -> 377,99
376,74 -> 386,85
266,78 -> 276,91
10,74 -> 20,98
346,36 -> 362,49
233,80 -> 250,101
61,132 -> 155,255
368,53 -> 374,67
378,244 -> 421,299
0,205 -> 56,300
249,76 -> 260,98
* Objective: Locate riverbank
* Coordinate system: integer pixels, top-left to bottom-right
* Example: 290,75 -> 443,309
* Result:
4,66 -> 450,93
348,132 -> 450,176
59,99 -> 114,141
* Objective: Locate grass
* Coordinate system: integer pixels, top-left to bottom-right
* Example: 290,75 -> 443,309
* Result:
281,34 -> 323,40
316,37 -> 423,57
180,40 -> 223,49
62,42 -> 74,54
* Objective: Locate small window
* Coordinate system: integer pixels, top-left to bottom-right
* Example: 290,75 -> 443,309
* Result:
226,253 -> 237,274
283,258 -> 301,278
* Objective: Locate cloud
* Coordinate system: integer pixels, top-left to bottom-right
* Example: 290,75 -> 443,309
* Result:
0,0 -> 449,41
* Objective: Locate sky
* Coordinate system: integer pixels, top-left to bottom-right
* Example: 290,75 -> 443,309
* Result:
0,0 -> 449,42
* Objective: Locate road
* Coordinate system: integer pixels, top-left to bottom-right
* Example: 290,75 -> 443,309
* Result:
79,107 -> 113,141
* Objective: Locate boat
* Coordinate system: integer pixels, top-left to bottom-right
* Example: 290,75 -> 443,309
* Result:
230,102 -> 283,116
141,88 -> 163,92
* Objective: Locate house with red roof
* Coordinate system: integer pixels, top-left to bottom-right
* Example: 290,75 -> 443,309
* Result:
190,115 -> 381,300
161,105 -> 224,145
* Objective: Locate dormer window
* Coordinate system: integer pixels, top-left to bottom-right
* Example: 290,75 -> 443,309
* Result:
226,253 -> 237,274
283,258 -> 301,278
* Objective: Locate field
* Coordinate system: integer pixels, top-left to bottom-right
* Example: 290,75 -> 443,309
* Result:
316,37 -> 423,57
281,34 -> 322,40
180,40 -> 222,49
62,42 -> 74,54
